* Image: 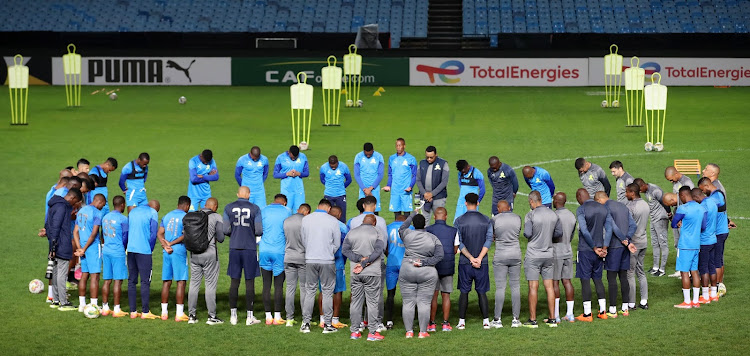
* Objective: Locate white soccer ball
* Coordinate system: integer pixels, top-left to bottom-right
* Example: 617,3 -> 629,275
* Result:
29,279 -> 44,294
178,96 -> 187,104
109,92 -> 118,101
346,99 -> 353,107
644,142 -> 653,152
83,304 -> 101,319
299,141 -> 309,151
357,99 -> 363,107
718,283 -> 727,297
611,100 -> 619,108
654,142 -> 664,152
601,100 -> 608,108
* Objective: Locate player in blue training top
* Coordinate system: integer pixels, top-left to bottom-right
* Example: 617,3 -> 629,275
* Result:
236,146 -> 269,209
384,215 -> 413,329
119,152 -> 150,213
384,138 -> 417,219
522,166 -> 555,207
259,194 -> 293,325
690,188 -> 719,304
73,194 -> 106,311
100,195 -> 129,317
188,149 -> 219,211
671,186 -> 707,309
127,200 -> 161,319
158,196 -> 191,322
455,159 -> 486,220
320,155 -> 352,223
274,145 -> 309,212
89,157 -> 118,216
354,142 -> 385,213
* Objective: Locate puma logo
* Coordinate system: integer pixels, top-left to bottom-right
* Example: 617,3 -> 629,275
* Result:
166,59 -> 195,83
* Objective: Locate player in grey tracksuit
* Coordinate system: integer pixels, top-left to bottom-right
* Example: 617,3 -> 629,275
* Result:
635,178 -> 670,276
398,212 -> 444,337
552,193 -> 577,322
625,184 -> 650,309
283,204 -> 311,324
575,158 -> 611,198
188,200 -> 225,323
665,167 -> 694,251
608,160 -> 634,204
342,219 -> 385,339
490,200 -> 522,328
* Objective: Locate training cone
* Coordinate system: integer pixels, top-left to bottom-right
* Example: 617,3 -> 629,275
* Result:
377,87 -> 386,93
341,88 -> 347,95
373,91 -> 381,96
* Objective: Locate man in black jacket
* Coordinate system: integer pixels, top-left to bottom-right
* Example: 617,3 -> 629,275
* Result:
46,188 -> 83,310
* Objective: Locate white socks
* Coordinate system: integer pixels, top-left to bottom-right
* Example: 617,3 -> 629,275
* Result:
609,306 -> 617,314
48,285 -> 55,298
702,287 -> 709,300
641,299 -> 648,306
90,298 -> 98,307
114,305 -> 121,313
482,318 -> 490,325
692,287 -> 700,304
332,316 -> 340,324
554,298 -> 560,319
247,311 -> 254,318
266,312 -> 273,320
621,303 -> 628,311
176,304 -> 184,317
161,303 -> 168,315
566,301 -> 574,316
458,318 -> 466,325
710,286 -> 717,298
583,301 -> 592,315
79,296 -> 86,306
275,312 -> 282,320
102,302 -> 110,311
682,289 -> 691,304
231,308 -> 238,317
597,299 -> 606,312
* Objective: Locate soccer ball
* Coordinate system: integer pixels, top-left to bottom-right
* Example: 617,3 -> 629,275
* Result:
109,92 -> 118,101
346,99 -> 353,107
357,99 -> 363,107
28,279 -> 44,294
299,141 -> 309,151
83,304 -> 101,319
601,100 -> 608,108
611,100 -> 619,108
654,142 -> 664,152
718,283 -> 727,297
644,142 -> 653,152
178,96 -> 187,104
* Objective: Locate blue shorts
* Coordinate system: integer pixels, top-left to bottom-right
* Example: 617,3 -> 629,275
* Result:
676,249 -> 699,272
259,252 -> 285,276
81,244 -> 102,274
458,263 -> 490,293
102,254 -> 127,280
699,244 -> 717,275
325,195 -> 347,223
358,186 -> 381,212
162,252 -> 188,281
715,233 -> 728,267
228,249 -> 258,280
282,188 -> 305,214
389,191 -> 413,212
188,196 -> 207,212
604,247 -> 630,271
249,188 -> 267,210
126,189 -> 147,207
386,265 -> 400,290
576,250 -> 604,279
319,268 -> 347,293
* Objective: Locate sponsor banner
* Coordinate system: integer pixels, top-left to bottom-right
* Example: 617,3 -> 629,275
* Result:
52,57 -> 231,85
589,57 -> 750,86
231,57 -> 408,86
409,58 -> 588,86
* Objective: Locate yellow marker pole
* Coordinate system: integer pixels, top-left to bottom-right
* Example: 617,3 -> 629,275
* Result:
343,44 -> 363,108
62,44 -> 82,107
321,55 -> 342,126
603,44 -> 623,108
623,56 -> 645,127
8,54 -> 29,125
290,72 -> 314,149
644,73 -> 668,152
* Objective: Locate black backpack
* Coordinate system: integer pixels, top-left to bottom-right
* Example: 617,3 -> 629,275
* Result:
183,210 -> 215,255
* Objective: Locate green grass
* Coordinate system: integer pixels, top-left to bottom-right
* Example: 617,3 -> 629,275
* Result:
1,85 -> 749,355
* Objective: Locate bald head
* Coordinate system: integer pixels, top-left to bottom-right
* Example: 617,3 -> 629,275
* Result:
594,191 -> 608,204
489,156 -> 501,171
662,192 -> 678,207
522,166 -> 535,179
250,146 -> 261,159
60,169 -> 73,179
553,192 -> 567,209
92,194 -> 106,210
576,188 -> 590,205
329,206 -> 342,219
362,214 -> 377,226
691,188 -> 706,203
238,186 -> 250,199
702,163 -> 720,180
664,166 -> 681,182
496,200 -> 510,213
148,200 -> 161,212
205,197 -> 218,212
434,207 -> 447,221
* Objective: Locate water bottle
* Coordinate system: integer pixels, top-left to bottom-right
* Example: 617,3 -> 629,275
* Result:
45,257 -> 56,280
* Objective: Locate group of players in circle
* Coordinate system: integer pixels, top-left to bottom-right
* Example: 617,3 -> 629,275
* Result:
39,138 -> 734,340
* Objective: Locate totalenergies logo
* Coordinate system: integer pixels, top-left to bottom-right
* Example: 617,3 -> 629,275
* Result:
416,60 -> 464,84
623,62 -> 661,75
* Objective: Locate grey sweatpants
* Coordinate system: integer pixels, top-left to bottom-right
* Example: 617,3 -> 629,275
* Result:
493,260 -> 521,320
284,263 -> 307,320
627,248 -> 648,303
367,262 -> 385,325
188,252 -> 219,316
349,274 -> 381,334
52,258 -> 70,304
650,219 -> 669,271
421,198 -> 446,225
673,227 -> 680,248
302,263 -> 335,325
399,265 -> 438,333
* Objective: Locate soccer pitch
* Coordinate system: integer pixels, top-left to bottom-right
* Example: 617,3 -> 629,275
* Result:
2,85 -> 748,354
